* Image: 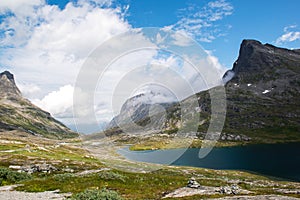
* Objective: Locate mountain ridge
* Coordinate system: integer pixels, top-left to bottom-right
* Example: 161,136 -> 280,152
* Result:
0,71 -> 78,139
104,39 -> 300,143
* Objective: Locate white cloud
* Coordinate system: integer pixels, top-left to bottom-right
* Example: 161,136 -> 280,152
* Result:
284,25 -> 297,32
17,83 -> 41,99
0,0 -> 43,14
276,32 -> 300,44
276,25 -> 300,44
172,0 -> 233,42
77,0 -> 113,7
170,30 -> 194,47
207,0 -> 233,21
33,85 -> 74,118
205,50 -> 226,74
0,1 -> 226,133
0,1 -> 130,125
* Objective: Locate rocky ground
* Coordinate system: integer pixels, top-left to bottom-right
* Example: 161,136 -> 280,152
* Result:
211,195 -> 300,200
0,185 -> 71,200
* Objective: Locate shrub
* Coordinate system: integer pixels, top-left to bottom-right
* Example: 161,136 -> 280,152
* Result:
98,171 -> 126,182
71,188 -> 123,200
0,167 -> 31,185
53,173 -> 76,182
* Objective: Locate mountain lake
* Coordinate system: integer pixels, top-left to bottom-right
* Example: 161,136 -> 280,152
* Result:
118,142 -> 300,181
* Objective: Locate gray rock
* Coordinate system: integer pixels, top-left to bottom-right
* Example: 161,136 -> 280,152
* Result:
187,177 -> 201,188
20,163 -> 57,174
219,184 -> 240,195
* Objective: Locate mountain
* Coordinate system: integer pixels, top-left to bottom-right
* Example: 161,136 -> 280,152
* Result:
107,92 -> 175,132
105,40 -> 300,143
0,71 -> 78,139
220,40 -> 300,140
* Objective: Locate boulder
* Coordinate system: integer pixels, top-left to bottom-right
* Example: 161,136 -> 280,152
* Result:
219,184 -> 240,195
187,177 -> 201,188
19,163 -> 58,174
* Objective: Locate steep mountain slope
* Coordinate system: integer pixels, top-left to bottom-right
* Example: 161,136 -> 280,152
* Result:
105,40 -> 300,143
0,71 -> 78,139
107,92 -> 175,131
221,40 -> 300,141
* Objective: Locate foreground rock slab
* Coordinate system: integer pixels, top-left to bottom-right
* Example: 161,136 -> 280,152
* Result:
0,186 -> 71,200
211,195 -> 300,200
164,183 -> 251,198
0,191 -> 71,200
163,186 -> 222,198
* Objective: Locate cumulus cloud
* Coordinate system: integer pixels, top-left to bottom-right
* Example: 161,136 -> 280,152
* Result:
0,0 -> 43,14
0,0 -> 227,132
0,1 -> 129,78
33,85 -> 74,118
0,0 -> 130,126
276,25 -> 300,44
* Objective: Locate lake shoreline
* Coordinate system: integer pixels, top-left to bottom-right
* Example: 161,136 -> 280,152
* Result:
128,138 -> 300,151
119,142 -> 300,182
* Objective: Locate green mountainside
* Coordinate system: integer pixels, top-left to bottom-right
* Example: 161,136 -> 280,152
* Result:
105,40 -> 300,144
0,71 -> 78,139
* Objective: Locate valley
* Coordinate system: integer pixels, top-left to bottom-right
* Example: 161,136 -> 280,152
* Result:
0,39 -> 299,199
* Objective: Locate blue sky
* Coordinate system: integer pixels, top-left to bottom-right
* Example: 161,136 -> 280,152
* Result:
47,0 -> 300,68
124,0 -> 300,67
0,0 -> 299,132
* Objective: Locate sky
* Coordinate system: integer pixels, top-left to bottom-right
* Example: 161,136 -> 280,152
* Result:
0,0 -> 299,133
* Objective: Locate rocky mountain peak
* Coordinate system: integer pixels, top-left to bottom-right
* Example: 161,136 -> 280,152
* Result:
0,70 -> 22,99
0,71 -> 15,82
225,39 -> 300,84
106,39 -> 300,144
0,71 -> 78,138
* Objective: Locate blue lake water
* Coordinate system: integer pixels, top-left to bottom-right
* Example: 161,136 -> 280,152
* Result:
118,143 -> 300,181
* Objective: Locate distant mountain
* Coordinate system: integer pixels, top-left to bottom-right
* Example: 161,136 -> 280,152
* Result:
105,40 -> 300,143
106,92 -> 173,129
0,71 -> 78,139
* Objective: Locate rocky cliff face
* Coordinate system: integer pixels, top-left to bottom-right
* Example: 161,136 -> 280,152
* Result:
0,71 -> 78,139
221,40 -> 300,141
105,40 -> 300,142
0,71 -> 22,99
225,40 -> 300,96
230,40 -> 300,83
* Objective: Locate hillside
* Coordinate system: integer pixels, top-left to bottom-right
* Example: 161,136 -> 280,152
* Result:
0,71 -> 78,139
104,40 -> 300,144
0,46 -> 299,200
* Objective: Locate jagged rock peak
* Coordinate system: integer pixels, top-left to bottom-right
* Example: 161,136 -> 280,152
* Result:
0,70 -> 22,97
225,39 -> 300,84
0,70 -> 78,138
0,71 -> 15,82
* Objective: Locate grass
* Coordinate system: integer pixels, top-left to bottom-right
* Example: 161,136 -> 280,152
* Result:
71,188 -> 124,200
128,136 -> 252,151
0,167 -> 32,186
13,166 -> 300,199
16,169 -> 185,199
0,131 -> 104,171
1,131 -> 300,199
